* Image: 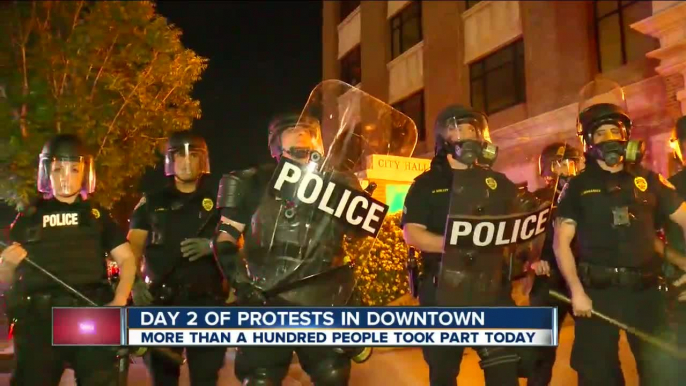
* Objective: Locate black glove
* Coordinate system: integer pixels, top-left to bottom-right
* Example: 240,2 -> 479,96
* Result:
180,238 -> 212,262
131,276 -> 154,306
233,282 -> 267,305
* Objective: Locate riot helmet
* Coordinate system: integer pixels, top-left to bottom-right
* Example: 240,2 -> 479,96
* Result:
38,134 -> 96,198
433,104 -> 497,167
670,116 -> 686,164
268,113 -> 324,163
538,142 -> 584,187
164,131 -> 210,181
577,79 -> 644,166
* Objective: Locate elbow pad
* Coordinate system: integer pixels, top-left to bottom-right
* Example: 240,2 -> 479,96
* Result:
217,168 -> 256,209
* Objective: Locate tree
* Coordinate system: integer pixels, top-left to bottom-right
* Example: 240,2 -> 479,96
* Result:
0,1 -> 207,212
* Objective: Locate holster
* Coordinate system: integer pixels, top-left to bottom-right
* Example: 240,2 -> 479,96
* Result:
407,247 -> 419,298
578,263 -> 658,290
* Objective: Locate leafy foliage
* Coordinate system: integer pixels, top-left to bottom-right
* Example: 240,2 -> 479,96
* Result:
343,212 -> 423,306
0,1 -> 207,210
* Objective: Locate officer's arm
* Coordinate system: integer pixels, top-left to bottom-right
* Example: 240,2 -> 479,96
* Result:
654,236 -> 686,271
214,172 -> 253,280
102,211 -> 135,304
401,179 -> 444,253
553,219 -> 583,294
109,243 -> 136,303
653,173 -> 686,248
553,180 -> 585,295
127,196 -> 151,275
126,230 -> 147,273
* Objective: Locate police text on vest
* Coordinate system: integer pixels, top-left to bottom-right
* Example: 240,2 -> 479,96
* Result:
271,158 -> 389,237
446,206 -> 550,248
43,213 -> 79,227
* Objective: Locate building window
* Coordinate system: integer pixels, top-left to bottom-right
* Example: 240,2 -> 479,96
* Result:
595,1 -> 658,73
390,1 -> 423,60
469,39 -> 526,115
340,0 -> 360,22
465,0 -> 483,9
340,45 -> 361,86
393,90 -> 426,142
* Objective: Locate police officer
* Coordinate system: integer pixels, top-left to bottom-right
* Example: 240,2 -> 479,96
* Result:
213,113 -> 355,385
0,134 -> 136,385
402,104 -> 528,386
127,131 -> 226,385
554,80 -> 686,385
659,115 -> 686,383
527,142 -> 587,386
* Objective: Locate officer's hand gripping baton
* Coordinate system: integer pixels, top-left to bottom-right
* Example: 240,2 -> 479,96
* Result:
549,289 -> 686,359
0,241 -> 185,366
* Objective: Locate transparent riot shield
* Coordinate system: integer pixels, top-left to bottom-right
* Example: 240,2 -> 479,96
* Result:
435,135 -> 566,307
241,80 -> 418,306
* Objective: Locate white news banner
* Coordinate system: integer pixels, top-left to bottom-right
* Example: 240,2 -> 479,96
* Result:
127,329 -> 555,346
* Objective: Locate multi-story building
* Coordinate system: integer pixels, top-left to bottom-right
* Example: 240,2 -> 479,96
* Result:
323,0 -> 686,196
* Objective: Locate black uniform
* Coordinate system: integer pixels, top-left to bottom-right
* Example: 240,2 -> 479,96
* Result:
7,197 -> 125,386
218,163 -> 353,386
660,169 -> 686,383
527,186 -> 573,385
556,161 -> 680,385
129,181 -> 226,385
401,157 -> 523,386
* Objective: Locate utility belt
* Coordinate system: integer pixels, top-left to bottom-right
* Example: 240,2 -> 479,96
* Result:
578,262 -> 658,290
6,284 -> 113,321
151,281 -> 226,306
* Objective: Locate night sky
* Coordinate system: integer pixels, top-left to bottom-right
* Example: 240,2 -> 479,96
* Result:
141,0 -> 324,190
0,1 -> 323,225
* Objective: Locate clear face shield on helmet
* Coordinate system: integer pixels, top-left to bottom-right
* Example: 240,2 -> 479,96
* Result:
280,122 -> 325,164
164,143 -> 210,181
576,79 -> 642,166
38,155 -> 96,197
443,116 -> 497,167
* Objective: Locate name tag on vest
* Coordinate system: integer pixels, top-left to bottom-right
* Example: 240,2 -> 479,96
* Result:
270,158 -> 388,238
445,205 -> 551,249
43,213 -> 79,228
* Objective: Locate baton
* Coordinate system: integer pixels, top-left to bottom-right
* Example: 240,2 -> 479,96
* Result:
0,241 -> 185,366
549,289 -> 686,359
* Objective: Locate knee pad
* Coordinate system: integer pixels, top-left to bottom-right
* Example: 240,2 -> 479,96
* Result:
476,347 -> 520,370
242,369 -> 277,386
309,357 -> 351,386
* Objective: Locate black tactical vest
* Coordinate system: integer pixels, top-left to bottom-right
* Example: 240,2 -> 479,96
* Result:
143,186 -> 221,287
11,200 -> 107,294
575,165 -> 658,268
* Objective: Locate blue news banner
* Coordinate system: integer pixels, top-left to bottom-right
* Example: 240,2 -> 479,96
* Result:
125,307 -> 558,347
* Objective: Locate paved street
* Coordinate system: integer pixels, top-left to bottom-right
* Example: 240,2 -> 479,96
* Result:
0,315 -> 640,386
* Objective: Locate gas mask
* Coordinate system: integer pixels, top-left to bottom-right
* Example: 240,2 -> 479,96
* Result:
450,140 -> 498,167
284,147 -> 316,161
590,140 -> 645,167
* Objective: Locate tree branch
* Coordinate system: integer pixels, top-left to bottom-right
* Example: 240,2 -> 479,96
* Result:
15,3 -> 37,139
96,52 -> 159,159
89,33 -> 119,100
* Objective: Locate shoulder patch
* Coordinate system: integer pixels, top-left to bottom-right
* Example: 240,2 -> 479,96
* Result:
634,176 -> 648,192
658,174 -> 676,190
485,177 -> 498,190
134,196 -> 147,211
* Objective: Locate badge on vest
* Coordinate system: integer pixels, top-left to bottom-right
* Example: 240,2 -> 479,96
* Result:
634,177 -> 648,192
91,208 -> 100,219
485,177 -> 497,190
43,213 -> 79,228
202,198 -> 214,211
